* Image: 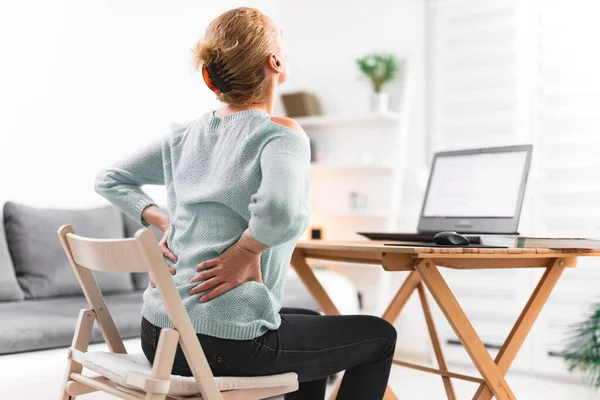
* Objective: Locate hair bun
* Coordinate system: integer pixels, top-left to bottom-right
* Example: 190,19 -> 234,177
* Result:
194,40 -> 218,69
192,7 -> 278,106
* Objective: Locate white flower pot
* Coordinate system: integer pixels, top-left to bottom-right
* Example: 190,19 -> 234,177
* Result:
370,92 -> 389,113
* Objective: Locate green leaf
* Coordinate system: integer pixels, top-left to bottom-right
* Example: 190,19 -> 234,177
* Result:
356,52 -> 402,92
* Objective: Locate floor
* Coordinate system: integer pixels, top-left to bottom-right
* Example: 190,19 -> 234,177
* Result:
0,339 -> 597,399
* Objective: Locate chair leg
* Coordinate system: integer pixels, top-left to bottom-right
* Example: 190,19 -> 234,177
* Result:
59,309 -> 96,400
146,329 -> 179,400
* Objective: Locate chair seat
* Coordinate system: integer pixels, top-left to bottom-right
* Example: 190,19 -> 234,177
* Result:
70,349 -> 298,396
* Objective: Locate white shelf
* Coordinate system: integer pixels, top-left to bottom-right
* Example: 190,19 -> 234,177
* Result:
310,163 -> 395,172
295,112 -> 403,129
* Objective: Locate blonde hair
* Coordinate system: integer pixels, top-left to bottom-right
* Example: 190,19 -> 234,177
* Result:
194,7 -> 278,106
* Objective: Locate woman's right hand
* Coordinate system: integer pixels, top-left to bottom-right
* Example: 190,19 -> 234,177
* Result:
188,239 -> 263,302
149,228 -> 177,288
188,229 -> 267,302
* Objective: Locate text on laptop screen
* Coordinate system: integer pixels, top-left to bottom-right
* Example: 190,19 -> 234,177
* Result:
423,150 -> 529,218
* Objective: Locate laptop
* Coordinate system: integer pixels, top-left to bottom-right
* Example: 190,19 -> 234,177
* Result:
358,144 -> 533,243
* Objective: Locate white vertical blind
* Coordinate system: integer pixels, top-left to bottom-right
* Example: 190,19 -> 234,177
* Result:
429,0 -> 600,375
430,0 -> 600,260
428,0 -> 532,372
534,2 -> 600,373
430,0 -> 521,151
536,0 -> 600,238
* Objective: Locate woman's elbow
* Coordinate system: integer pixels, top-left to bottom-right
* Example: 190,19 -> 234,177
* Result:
271,203 -> 310,242
94,169 -> 115,195
250,202 -> 310,246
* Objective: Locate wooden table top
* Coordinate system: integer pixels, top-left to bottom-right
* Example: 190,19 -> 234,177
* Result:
295,240 -> 600,258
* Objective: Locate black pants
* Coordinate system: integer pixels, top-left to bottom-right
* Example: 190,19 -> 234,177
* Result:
141,308 -> 397,400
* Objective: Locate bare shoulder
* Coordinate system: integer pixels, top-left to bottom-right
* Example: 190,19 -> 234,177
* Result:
270,116 -> 307,137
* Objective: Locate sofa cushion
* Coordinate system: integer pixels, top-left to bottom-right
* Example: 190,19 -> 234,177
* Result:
0,207 -> 24,301
0,271 -> 349,355
3,202 -> 134,298
123,214 -> 164,291
0,292 -> 144,355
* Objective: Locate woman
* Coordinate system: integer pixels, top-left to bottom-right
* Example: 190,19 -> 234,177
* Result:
95,7 -> 396,400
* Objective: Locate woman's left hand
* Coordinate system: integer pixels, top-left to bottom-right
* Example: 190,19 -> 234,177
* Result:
141,205 -> 177,288
188,240 -> 263,303
149,228 -> 177,288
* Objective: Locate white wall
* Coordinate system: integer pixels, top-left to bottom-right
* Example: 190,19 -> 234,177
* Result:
0,0 -> 278,208
1,0 -> 426,217
279,0 -> 432,358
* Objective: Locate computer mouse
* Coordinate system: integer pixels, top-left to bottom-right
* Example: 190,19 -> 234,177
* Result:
433,231 -> 470,246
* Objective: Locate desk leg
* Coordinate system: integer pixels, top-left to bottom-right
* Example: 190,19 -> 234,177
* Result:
381,270 -> 455,399
382,271 -> 421,323
417,283 -> 456,400
472,259 -> 566,400
289,251 -> 398,400
290,251 -> 340,315
415,260 -> 516,400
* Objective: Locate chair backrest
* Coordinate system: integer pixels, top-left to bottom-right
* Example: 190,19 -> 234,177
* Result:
57,224 -> 222,400
65,233 -> 148,273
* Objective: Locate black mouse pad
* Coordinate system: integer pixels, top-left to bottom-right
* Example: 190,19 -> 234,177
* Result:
384,243 -> 508,249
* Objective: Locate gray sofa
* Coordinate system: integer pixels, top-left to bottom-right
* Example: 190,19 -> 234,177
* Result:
0,201 -> 318,355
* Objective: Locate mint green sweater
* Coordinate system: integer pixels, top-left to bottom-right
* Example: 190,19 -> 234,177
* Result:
94,109 -> 311,340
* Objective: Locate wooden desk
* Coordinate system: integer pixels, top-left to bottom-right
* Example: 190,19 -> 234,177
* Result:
290,240 -> 600,400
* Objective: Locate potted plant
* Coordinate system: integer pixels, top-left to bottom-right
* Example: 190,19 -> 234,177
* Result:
563,303 -> 600,388
356,52 -> 401,113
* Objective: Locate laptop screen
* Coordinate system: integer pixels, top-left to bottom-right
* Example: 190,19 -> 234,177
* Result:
423,151 -> 529,218
417,145 -> 532,234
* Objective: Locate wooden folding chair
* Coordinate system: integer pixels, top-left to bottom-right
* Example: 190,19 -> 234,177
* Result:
57,224 -> 299,400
